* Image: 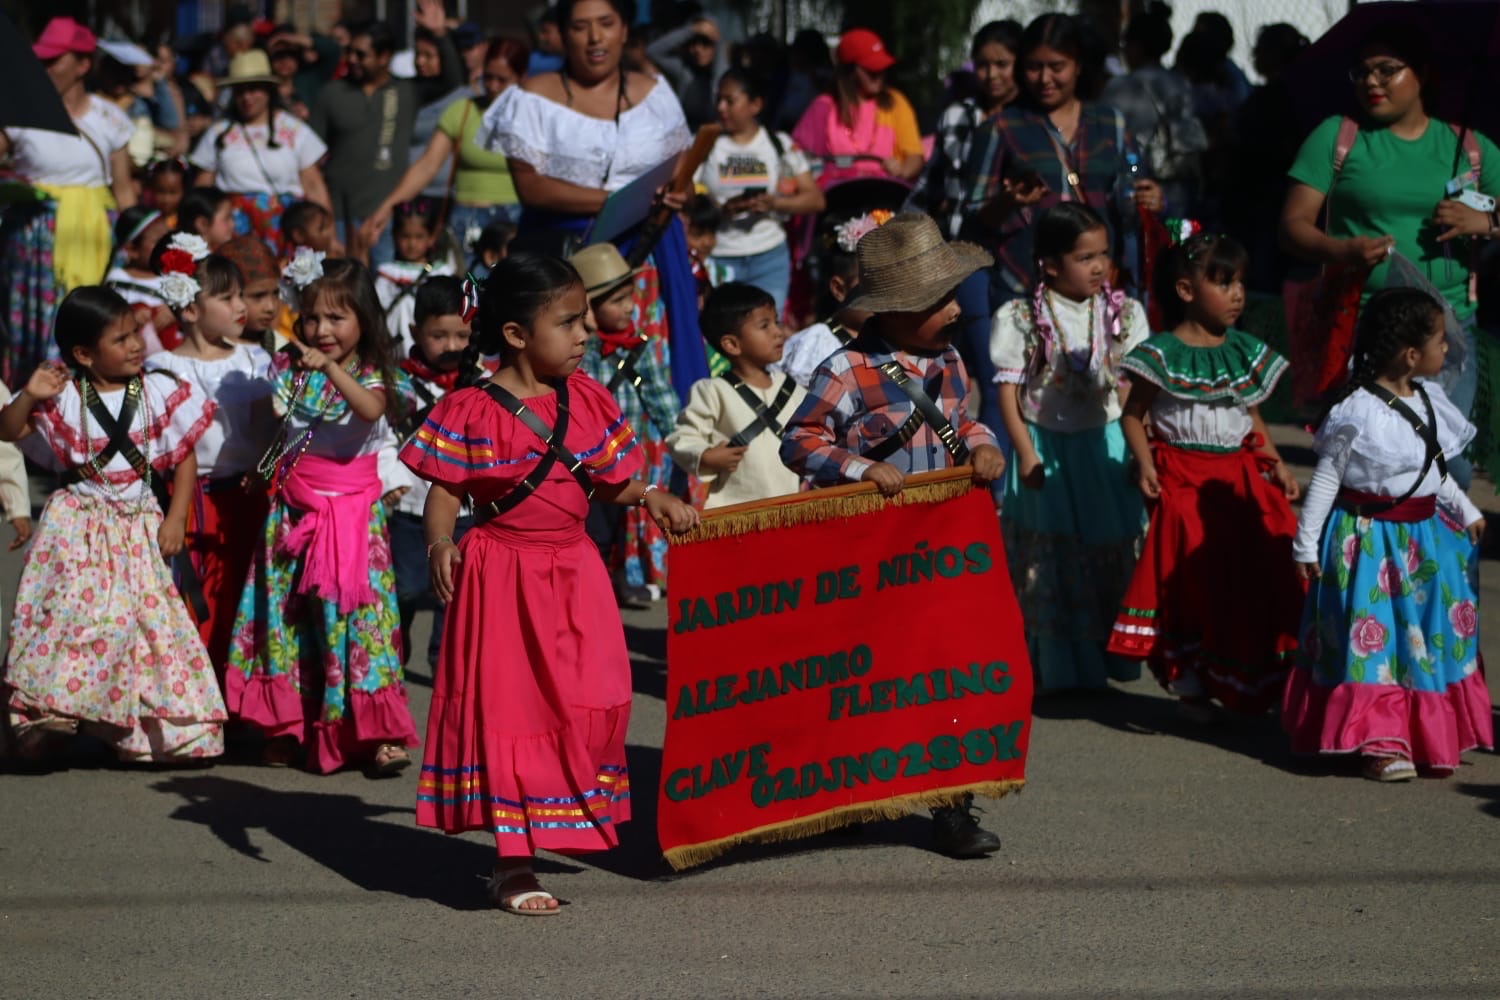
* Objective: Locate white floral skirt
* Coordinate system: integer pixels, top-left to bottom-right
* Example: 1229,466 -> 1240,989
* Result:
4,491 -> 225,760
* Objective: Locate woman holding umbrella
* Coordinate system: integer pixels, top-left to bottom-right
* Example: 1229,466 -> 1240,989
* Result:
1280,26 -> 1500,477
0,17 -> 136,384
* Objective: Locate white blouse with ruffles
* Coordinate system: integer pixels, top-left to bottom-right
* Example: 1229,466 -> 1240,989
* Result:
18,372 -> 214,503
990,291 -> 1148,432
1293,381 -> 1483,562
478,78 -> 692,193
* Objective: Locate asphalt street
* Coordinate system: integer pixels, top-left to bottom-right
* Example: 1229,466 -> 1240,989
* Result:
1,429 -> 1499,999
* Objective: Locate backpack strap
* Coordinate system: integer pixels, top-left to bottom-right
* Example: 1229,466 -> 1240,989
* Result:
1449,122 -> 1482,180
1332,116 -> 1360,174
721,372 -> 799,449
474,380 -> 594,522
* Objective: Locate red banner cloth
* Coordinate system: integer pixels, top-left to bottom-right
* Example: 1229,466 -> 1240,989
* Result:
658,471 -> 1034,869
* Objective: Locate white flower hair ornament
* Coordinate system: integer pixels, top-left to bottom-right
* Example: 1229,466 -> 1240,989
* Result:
281,247 -> 326,293
167,232 -> 210,261
157,271 -> 202,311
155,233 -> 208,311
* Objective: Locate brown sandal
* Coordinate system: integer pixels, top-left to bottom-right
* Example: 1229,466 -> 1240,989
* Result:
371,743 -> 412,777
1362,754 -> 1416,782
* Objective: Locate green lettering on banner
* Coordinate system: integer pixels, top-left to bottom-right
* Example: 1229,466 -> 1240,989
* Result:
982,661 -> 1011,694
747,742 -> 771,778
742,721 -> 1028,812
665,767 -> 693,802
814,565 -> 863,604
672,578 -> 805,634
951,663 -> 985,698
964,541 -> 992,574
893,672 -> 932,709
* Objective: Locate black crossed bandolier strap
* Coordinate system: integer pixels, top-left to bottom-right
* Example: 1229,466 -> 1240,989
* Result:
721,371 -> 799,449
381,269 -> 432,319
606,342 -> 648,395
475,380 -> 594,522
397,378 -> 440,443
60,374 -> 209,619
863,360 -> 970,465
1344,382 -> 1447,517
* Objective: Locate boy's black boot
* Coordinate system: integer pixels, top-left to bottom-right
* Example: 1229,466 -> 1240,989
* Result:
931,794 -> 1001,858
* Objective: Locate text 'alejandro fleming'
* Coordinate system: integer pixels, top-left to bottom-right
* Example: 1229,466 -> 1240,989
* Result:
672,642 -> 1014,721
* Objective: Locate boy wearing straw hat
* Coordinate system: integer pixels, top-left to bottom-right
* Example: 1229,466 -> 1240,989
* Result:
575,243 -> 683,604
780,212 -> 1007,858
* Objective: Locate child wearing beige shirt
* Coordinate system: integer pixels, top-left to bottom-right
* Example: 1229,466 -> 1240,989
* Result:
0,385 -> 30,548
668,283 -> 805,509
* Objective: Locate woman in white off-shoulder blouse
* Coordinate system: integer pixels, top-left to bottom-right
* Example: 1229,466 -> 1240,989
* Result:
476,0 -> 707,415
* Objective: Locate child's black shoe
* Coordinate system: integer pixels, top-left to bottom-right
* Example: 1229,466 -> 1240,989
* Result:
931,794 -> 1001,858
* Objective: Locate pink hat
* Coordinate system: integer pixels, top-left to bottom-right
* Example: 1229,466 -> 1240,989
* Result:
33,17 -> 97,61
835,28 -> 895,73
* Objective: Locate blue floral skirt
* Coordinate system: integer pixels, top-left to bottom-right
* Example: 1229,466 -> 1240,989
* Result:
1283,505 -> 1493,770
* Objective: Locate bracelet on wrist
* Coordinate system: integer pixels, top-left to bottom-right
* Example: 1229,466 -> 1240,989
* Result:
426,536 -> 453,559
638,483 -> 659,507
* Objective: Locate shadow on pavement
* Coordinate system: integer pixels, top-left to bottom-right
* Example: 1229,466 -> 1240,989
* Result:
625,622 -> 667,701
1032,686 -> 1333,777
1456,780 -> 1500,818
150,774 -> 583,909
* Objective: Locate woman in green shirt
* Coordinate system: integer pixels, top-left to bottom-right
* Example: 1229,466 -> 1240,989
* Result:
1280,26 -> 1500,477
360,38 -> 529,255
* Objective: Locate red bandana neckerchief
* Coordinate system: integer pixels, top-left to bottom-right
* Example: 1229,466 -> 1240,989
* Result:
401,353 -> 465,392
597,324 -> 645,357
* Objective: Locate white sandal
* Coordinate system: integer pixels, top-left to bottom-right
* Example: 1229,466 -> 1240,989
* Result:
483,870 -> 561,916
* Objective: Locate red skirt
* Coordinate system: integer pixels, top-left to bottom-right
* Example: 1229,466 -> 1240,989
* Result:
1107,439 -> 1305,713
187,475 -> 269,673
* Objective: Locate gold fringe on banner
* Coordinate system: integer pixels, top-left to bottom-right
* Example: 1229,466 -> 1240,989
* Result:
674,467 -> 978,546
662,778 -> 1025,872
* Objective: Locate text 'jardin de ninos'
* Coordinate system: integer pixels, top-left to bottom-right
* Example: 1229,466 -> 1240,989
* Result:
671,539 -> 996,636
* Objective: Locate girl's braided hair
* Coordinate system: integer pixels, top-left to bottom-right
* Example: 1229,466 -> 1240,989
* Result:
1320,287 -> 1443,419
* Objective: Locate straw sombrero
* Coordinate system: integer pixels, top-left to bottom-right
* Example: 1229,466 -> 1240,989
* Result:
844,213 -> 993,314
571,242 -> 644,298
217,50 -> 278,88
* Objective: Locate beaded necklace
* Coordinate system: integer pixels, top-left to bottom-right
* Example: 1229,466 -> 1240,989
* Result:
255,357 -> 359,493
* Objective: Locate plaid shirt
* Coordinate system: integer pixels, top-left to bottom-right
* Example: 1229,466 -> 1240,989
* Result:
581,336 -> 679,439
961,102 -> 1144,292
905,98 -> 1000,240
779,330 -> 998,487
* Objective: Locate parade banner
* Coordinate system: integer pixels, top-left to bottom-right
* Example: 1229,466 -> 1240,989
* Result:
659,469 -> 1034,870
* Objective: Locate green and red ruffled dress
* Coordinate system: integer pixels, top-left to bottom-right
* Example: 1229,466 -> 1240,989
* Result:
1108,329 -> 1307,713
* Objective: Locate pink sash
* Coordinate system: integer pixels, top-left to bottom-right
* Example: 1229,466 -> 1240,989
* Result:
277,453 -> 381,613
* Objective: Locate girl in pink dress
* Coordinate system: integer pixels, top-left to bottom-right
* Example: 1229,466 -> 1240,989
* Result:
400,254 -> 699,915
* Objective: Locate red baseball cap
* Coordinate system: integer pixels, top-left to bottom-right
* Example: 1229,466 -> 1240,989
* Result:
33,17 -> 97,61
836,28 -> 895,73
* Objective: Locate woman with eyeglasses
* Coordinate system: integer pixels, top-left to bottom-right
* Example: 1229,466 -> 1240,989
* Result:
1280,25 -> 1500,478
